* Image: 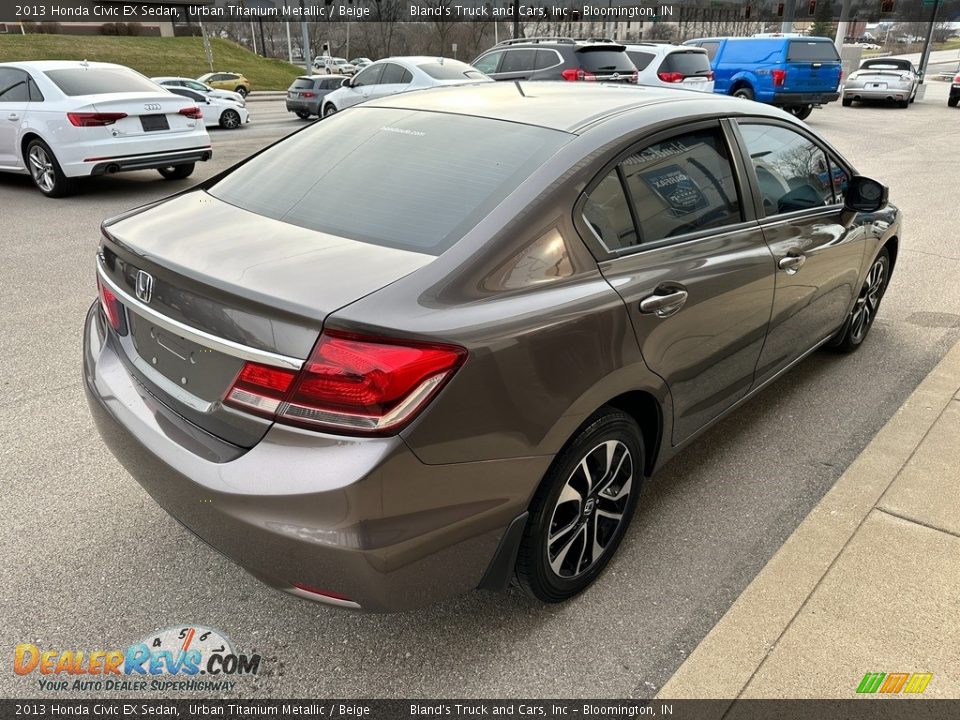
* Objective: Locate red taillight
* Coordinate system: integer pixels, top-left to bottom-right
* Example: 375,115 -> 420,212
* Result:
96,277 -> 124,333
954,74 -> 960,83
706,70 -> 715,81
301,91 -> 316,98
561,68 -> 596,82
772,69 -> 787,87
68,112 -> 127,127
179,106 -> 203,119
631,70 -> 639,84
224,331 -> 467,434
657,72 -> 685,83
291,583 -> 356,605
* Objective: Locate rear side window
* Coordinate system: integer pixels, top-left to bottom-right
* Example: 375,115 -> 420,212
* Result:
534,49 -> 560,70
660,51 -> 712,76
700,41 -> 721,61
627,51 -> 656,71
0,68 -> 29,102
577,49 -> 635,73
501,49 -> 536,73
418,61 -> 485,80
583,171 -> 638,251
619,127 -> 741,243
28,77 -> 44,102
379,63 -> 410,84
737,123 -> 834,215
787,41 -> 840,62
208,108 -> 570,255
44,67 -> 160,96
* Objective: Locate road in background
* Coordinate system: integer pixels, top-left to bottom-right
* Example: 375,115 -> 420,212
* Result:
1,85 -> 959,698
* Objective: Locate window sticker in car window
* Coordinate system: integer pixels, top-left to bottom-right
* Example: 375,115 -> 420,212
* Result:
640,164 -> 709,216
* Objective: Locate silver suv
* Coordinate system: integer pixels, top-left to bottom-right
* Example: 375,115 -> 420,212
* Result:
625,43 -> 715,93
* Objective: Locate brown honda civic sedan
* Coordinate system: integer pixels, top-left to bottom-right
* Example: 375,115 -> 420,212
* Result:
84,83 -> 899,611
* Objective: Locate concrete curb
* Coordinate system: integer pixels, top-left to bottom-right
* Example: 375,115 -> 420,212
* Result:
656,339 -> 960,702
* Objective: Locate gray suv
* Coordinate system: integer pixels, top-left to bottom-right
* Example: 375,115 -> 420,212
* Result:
472,37 -> 638,83
85,83 -> 899,611
285,75 -> 345,119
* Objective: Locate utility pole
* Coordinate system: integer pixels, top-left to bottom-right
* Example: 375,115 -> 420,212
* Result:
200,21 -> 214,71
781,0 -> 796,33
834,0 -> 852,53
286,22 -> 293,64
512,0 -> 520,38
918,0 -> 941,84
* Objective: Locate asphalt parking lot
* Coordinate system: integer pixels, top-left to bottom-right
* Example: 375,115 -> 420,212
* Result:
2,84 -> 959,699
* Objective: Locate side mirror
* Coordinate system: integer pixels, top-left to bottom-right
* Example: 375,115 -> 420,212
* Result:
844,175 -> 888,213
341,77 -> 351,88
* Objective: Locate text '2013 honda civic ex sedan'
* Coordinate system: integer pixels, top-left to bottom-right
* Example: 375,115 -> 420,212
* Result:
84,83 -> 900,611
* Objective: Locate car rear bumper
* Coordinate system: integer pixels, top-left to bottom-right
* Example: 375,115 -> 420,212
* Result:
285,99 -> 320,114
843,86 -> 911,102
88,146 -> 212,175
772,91 -> 840,106
82,303 -> 548,611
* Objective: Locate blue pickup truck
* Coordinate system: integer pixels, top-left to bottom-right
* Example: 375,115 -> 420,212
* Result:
682,36 -> 843,120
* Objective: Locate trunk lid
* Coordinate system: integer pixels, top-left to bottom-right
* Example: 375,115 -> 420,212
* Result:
99,191 -> 434,447
84,92 -> 200,136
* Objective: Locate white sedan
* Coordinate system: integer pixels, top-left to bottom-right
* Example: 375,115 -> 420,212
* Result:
165,86 -> 249,129
320,57 -> 491,118
151,76 -> 245,105
0,60 -> 211,197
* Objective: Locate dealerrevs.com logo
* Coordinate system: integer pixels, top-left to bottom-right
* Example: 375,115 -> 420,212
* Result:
14,625 -> 262,692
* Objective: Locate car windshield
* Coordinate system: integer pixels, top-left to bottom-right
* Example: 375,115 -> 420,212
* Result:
786,41 -> 841,62
208,107 -> 570,255
44,67 -> 160,96
417,60 -> 486,80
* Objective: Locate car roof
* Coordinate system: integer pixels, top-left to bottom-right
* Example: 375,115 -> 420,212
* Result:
364,81 -> 778,134
2,60 -> 133,71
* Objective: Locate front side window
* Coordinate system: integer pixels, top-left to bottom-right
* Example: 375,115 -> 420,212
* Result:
473,51 -> 503,74
352,64 -> 384,87
738,123 -> 834,215
620,127 -> 742,242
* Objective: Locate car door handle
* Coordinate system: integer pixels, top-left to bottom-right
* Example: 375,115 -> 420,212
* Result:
639,288 -> 689,317
7,113 -> 19,121
778,253 -> 807,273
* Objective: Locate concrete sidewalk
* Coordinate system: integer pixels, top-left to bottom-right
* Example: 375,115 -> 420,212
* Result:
658,340 -> 960,702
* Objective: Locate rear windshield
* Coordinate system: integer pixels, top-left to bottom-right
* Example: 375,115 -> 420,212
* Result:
418,61 -> 485,80
660,50 -> 712,76
786,41 -> 841,62
208,108 -> 570,255
576,49 -> 636,73
292,78 -> 316,89
44,67 -> 160,96
861,60 -> 911,71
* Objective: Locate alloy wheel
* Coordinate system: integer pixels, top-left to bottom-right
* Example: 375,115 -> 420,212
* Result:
28,145 -> 55,193
850,256 -> 887,343
546,440 -> 633,579
222,110 -> 240,129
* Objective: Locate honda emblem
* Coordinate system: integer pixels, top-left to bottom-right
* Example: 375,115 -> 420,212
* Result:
135,270 -> 154,304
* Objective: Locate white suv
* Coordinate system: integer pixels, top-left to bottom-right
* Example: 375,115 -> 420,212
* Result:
624,43 -> 715,93
0,60 -> 212,197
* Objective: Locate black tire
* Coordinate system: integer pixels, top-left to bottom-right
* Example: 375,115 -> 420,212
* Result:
219,109 -> 242,129
235,86 -> 248,98
732,86 -> 755,101
830,248 -> 891,353
295,109 -> 312,120
24,138 -> 75,198
948,96 -> 958,108
323,104 -> 337,118
842,97 -> 853,107
157,163 -> 195,180
897,99 -> 909,109
787,104 -> 814,120
517,407 -> 644,603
